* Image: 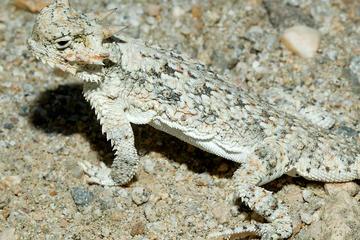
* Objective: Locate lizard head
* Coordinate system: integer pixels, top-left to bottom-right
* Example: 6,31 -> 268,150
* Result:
28,0 -> 120,79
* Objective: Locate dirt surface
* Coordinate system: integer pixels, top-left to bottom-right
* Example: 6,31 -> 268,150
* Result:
0,0 -> 359,239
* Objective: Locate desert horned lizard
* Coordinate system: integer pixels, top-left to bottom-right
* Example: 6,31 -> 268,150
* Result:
28,1 -> 360,239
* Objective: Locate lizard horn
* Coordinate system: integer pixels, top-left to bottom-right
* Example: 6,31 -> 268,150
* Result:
54,0 -> 70,8
95,8 -> 117,21
102,25 -> 128,38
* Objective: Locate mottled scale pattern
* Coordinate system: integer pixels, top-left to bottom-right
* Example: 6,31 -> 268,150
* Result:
100,42 -> 359,182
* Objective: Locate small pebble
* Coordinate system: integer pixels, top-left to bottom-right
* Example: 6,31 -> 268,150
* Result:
70,165 -> 83,179
3,123 -> 14,130
22,83 -> 34,94
324,182 -> 360,197
18,106 -> 29,117
101,227 -> 110,237
211,202 -> 230,224
115,188 -> 129,198
92,208 -> 102,218
172,6 -> 185,18
348,56 -> 360,93
144,204 -> 157,222
300,210 -> 317,224
0,175 -> 22,189
280,25 -> 320,58
146,221 -> 167,236
191,4 -> 202,19
71,187 -> 94,207
110,209 -> 124,222
326,49 -> 338,60
131,187 -> 150,205
302,189 -> 315,202
144,4 -> 161,17
14,0 -> 50,13
194,173 -> 213,186
349,56 -> 360,82
143,158 -> 156,174
0,194 -> 10,209
229,206 -> 240,217
244,26 -> 264,43
9,117 -> 19,125
99,197 -> 116,211
130,221 -> 146,236
281,184 -> 303,204
286,0 -> 302,7
175,170 -> 186,182
336,125 -> 358,138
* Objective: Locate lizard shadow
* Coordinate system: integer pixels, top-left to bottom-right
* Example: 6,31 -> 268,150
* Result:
29,83 -> 239,179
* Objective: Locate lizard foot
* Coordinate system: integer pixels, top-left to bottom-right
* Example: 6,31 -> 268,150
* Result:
79,161 -> 116,186
209,223 -> 285,240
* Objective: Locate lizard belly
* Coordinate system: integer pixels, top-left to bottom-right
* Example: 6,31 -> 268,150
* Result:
149,117 -> 252,163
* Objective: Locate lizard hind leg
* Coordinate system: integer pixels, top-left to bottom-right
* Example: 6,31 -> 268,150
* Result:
209,141 -> 293,240
209,177 -> 293,240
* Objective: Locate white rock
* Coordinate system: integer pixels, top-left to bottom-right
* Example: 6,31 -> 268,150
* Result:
280,25 -> 320,58
143,157 -> 156,174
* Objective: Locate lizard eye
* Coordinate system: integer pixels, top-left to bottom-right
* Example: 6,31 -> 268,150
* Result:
55,36 -> 72,50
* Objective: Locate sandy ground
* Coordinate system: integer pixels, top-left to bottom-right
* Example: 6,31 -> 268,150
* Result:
0,0 -> 359,239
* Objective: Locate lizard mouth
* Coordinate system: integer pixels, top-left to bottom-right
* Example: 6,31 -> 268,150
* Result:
75,59 -> 116,83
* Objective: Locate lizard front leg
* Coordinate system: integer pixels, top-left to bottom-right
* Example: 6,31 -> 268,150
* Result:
81,89 -> 139,186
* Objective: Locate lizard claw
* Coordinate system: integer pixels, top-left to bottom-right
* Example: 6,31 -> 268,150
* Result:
79,161 -> 117,186
209,223 -> 283,240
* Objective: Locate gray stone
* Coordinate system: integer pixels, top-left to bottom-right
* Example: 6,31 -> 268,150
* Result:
3,123 -> 14,130
336,124 -> 358,138
263,0 -> 315,29
71,187 -> 94,207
